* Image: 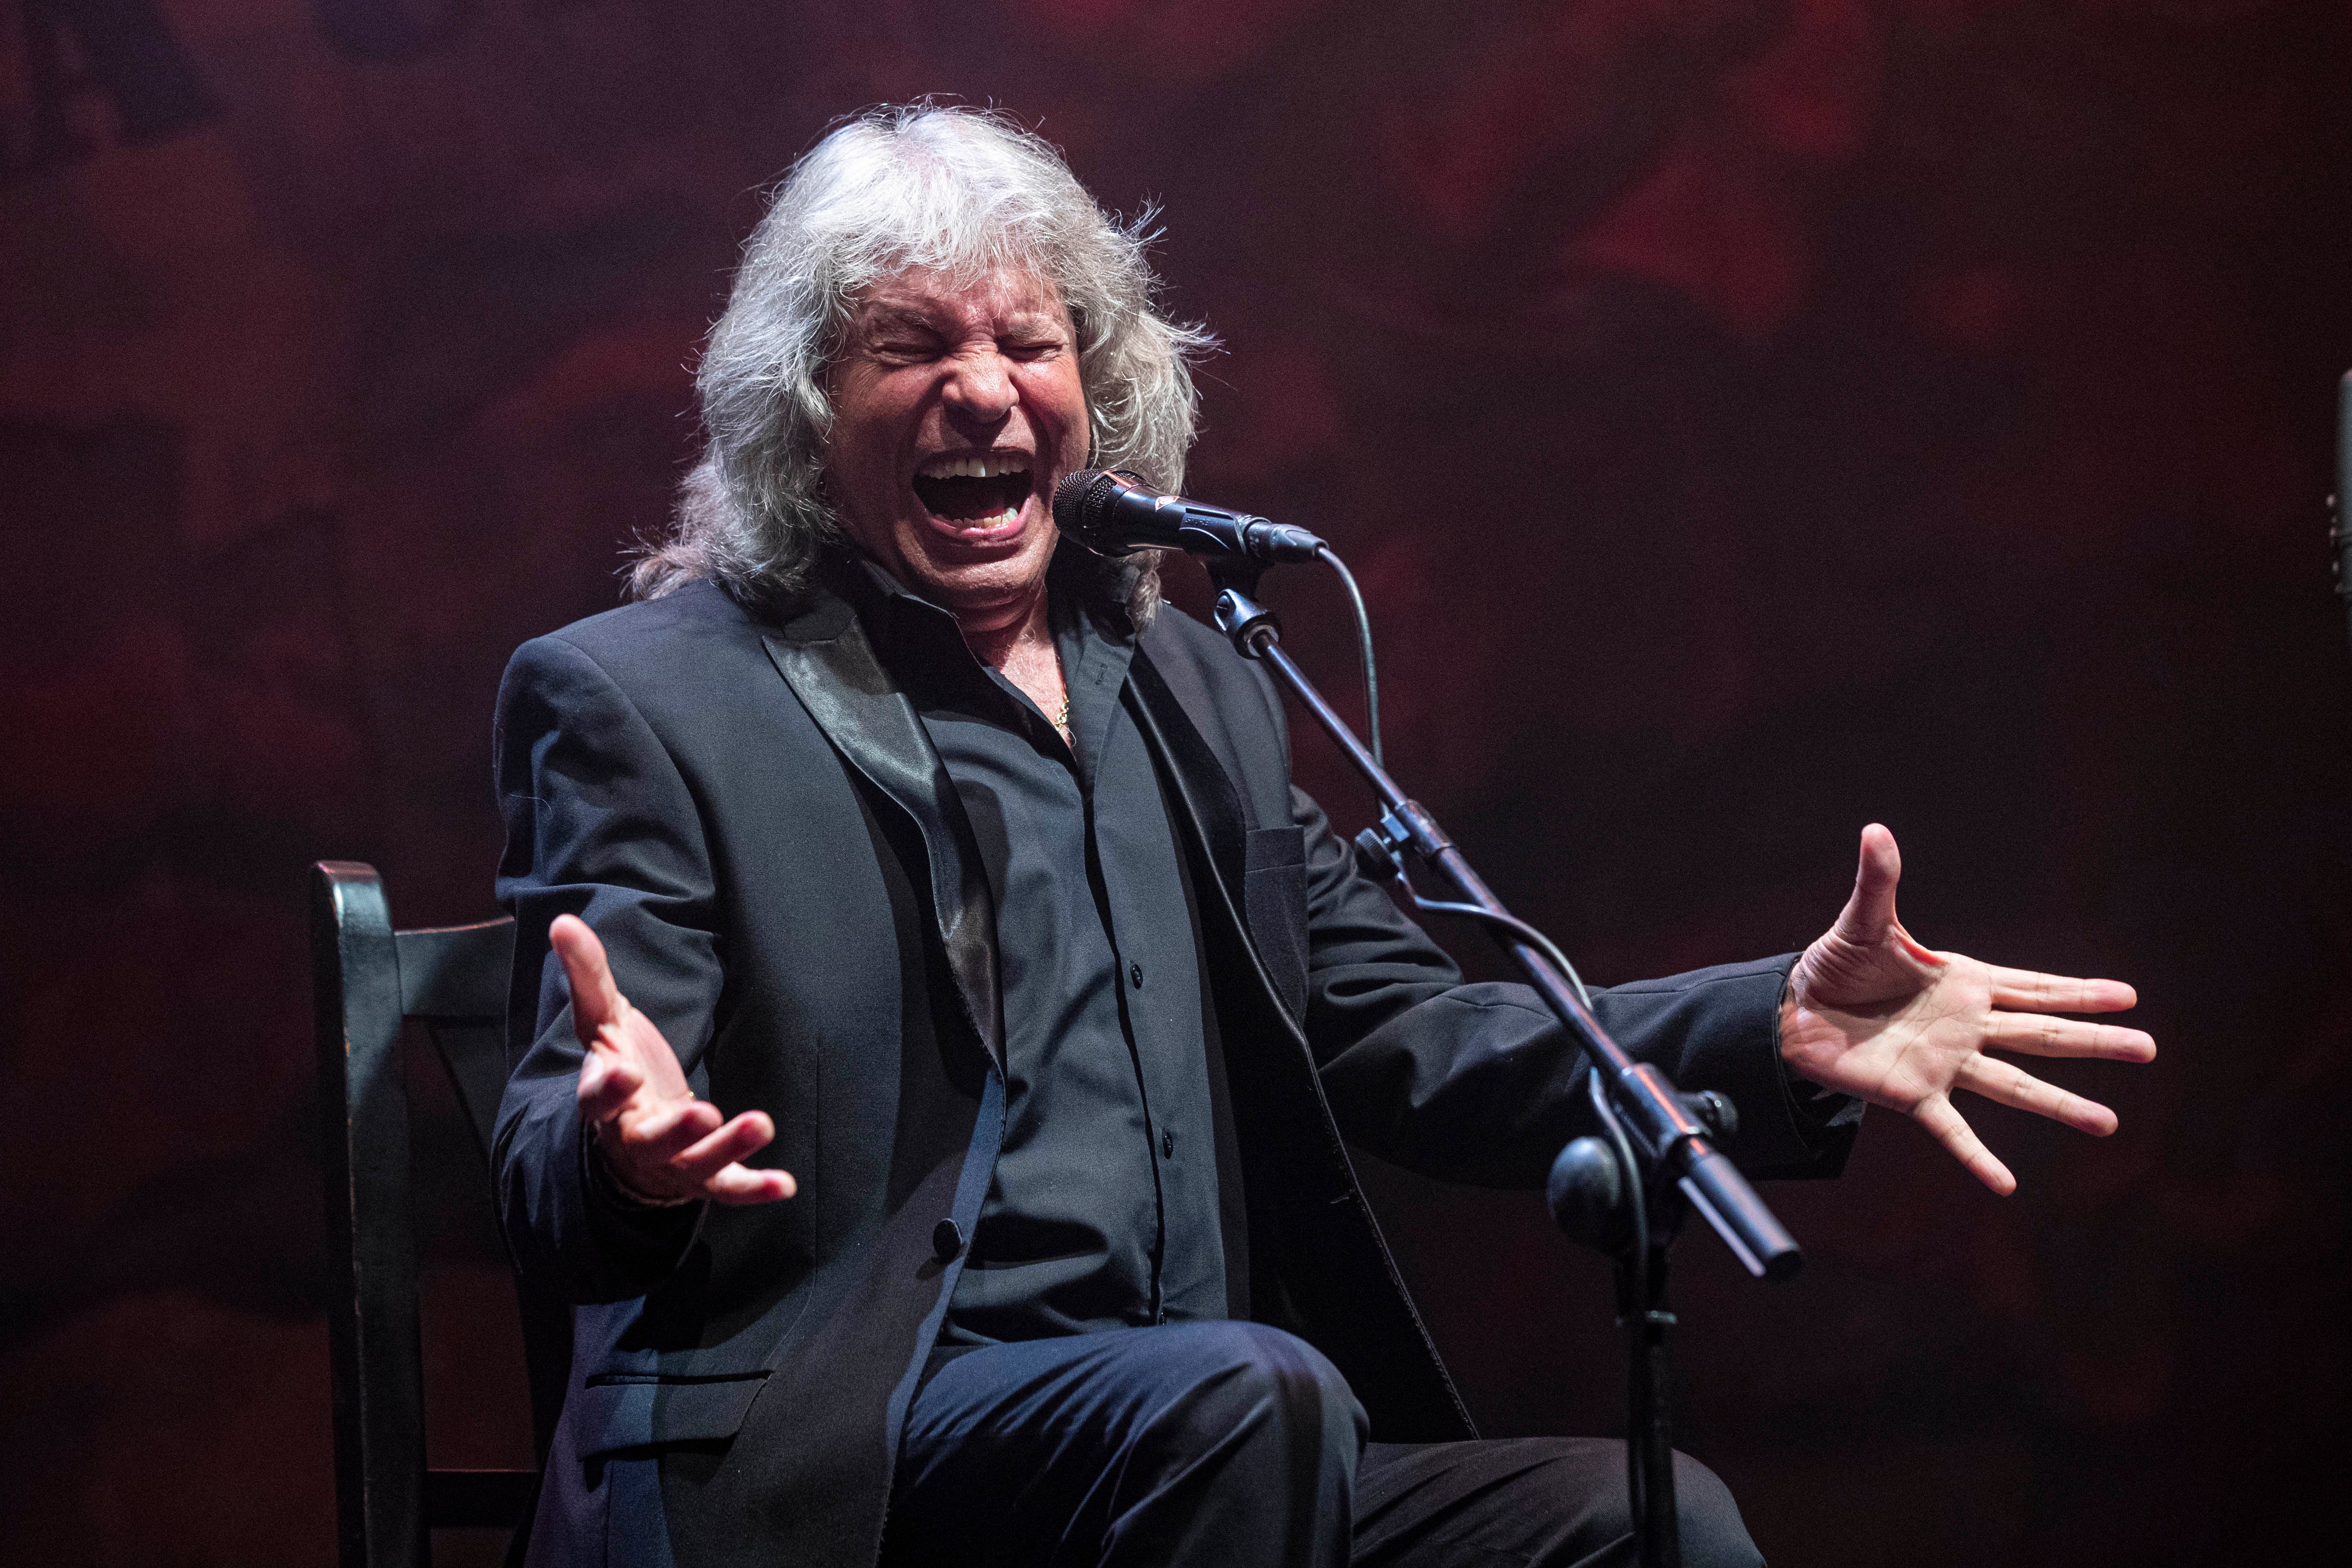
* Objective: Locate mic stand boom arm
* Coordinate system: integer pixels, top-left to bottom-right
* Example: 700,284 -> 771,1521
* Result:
1210,585 -> 1804,1568
1211,586 -> 1801,1275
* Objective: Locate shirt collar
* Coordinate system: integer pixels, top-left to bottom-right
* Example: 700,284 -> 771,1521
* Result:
833,542 -> 1132,661
830,543 -> 1138,777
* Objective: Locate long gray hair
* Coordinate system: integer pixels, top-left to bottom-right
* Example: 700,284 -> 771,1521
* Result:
632,104 -> 1213,623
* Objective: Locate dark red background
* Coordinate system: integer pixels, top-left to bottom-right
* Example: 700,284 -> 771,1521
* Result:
4,1 -> 2349,1562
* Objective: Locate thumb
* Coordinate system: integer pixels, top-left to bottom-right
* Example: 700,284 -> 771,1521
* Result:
1833,823 -> 1903,946
551,914 -> 628,1045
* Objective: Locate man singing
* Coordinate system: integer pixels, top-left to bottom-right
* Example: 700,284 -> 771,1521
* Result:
492,105 -> 2153,1568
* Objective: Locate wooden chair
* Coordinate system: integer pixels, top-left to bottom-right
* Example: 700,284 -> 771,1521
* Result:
311,860 -> 571,1568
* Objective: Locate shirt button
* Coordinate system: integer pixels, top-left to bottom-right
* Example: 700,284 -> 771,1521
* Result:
1161,1128 -> 1176,1158
932,1218 -> 965,1262
1128,961 -> 1145,989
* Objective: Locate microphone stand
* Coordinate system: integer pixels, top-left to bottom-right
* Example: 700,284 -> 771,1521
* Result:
1208,581 -> 1804,1568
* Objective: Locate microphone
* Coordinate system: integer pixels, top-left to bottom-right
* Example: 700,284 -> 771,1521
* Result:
1052,469 -> 1326,564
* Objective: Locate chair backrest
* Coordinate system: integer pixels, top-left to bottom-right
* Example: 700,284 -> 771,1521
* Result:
312,860 -> 568,1568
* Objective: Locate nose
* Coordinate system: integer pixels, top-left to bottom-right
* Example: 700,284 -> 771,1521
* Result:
940,345 -> 1015,425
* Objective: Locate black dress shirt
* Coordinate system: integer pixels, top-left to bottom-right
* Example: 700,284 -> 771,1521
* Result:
856,558 -> 1229,1346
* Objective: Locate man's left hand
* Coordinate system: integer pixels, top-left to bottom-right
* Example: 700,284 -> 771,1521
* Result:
1780,824 -> 2156,1194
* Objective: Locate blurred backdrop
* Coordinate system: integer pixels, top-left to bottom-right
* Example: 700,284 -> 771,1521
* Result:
3,1 -> 2349,1563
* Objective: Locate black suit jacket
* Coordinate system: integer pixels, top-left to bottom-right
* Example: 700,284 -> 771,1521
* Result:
492,569 -> 1855,1568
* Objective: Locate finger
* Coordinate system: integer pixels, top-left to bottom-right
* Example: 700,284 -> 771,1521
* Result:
551,914 -> 631,1045
672,1111 -> 777,1180
576,1051 -> 645,1125
705,1164 -> 797,1205
1912,1093 -> 2017,1195
1980,1011 -> 2157,1062
1832,823 -> 1904,946
618,1096 -> 725,1161
1887,917 -> 1944,969
1985,967 -> 2138,1014
608,1005 -> 695,1102
1957,1055 -> 2119,1137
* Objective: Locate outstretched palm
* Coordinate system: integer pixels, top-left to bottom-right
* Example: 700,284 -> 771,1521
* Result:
553,914 -> 796,1207
1780,825 -> 2155,1194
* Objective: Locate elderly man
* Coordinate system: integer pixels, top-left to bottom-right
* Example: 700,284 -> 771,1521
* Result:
492,106 -> 2152,1568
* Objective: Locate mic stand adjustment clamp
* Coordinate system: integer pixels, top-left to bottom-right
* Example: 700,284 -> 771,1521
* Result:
1353,806 -> 1454,883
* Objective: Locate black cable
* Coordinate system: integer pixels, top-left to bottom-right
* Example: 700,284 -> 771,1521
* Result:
1401,894 -> 1597,1010
1316,544 -> 1381,768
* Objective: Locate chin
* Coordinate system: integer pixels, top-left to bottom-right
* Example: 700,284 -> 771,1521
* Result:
901,532 -> 1054,610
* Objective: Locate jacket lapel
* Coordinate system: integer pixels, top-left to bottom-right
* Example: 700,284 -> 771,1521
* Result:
1125,647 -> 1272,1009
1130,642 -> 1478,1443
758,587 -> 1004,1070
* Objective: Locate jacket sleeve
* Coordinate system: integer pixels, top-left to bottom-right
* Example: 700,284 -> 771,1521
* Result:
1298,784 -> 1862,1186
490,633 -> 717,1303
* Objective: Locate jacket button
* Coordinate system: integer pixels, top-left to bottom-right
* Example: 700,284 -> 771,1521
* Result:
1128,961 -> 1145,989
1161,1128 -> 1175,1158
932,1218 -> 964,1262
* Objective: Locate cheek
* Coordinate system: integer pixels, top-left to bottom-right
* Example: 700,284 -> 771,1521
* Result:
832,363 -> 914,438
1023,366 -> 1090,456
829,401 -> 909,497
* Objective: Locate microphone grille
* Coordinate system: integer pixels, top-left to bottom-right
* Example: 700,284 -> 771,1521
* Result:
1051,469 -> 1113,537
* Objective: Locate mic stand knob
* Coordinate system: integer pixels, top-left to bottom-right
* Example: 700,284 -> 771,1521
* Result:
1547,1136 -> 1632,1255
1678,1089 -> 1738,1142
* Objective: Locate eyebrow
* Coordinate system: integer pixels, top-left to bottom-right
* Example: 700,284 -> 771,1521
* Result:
857,303 -> 1068,338
860,307 -> 946,336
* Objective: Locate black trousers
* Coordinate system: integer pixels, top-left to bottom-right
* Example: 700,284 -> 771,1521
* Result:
882,1322 -> 1763,1568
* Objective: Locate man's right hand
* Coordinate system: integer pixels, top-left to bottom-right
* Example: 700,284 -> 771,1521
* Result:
552,913 -> 797,1207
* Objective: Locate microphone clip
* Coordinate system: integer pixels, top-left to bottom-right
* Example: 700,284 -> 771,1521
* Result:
1206,558 -> 1269,599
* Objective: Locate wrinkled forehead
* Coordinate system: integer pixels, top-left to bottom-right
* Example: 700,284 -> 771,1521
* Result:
845,261 -> 1071,337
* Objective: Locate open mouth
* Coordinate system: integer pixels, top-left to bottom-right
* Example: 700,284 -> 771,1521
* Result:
912,452 -> 1033,528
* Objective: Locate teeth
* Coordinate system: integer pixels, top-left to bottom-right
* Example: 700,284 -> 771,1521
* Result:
916,453 -> 1031,480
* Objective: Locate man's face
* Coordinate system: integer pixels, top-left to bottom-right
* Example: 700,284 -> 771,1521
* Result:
823,265 -> 1089,621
